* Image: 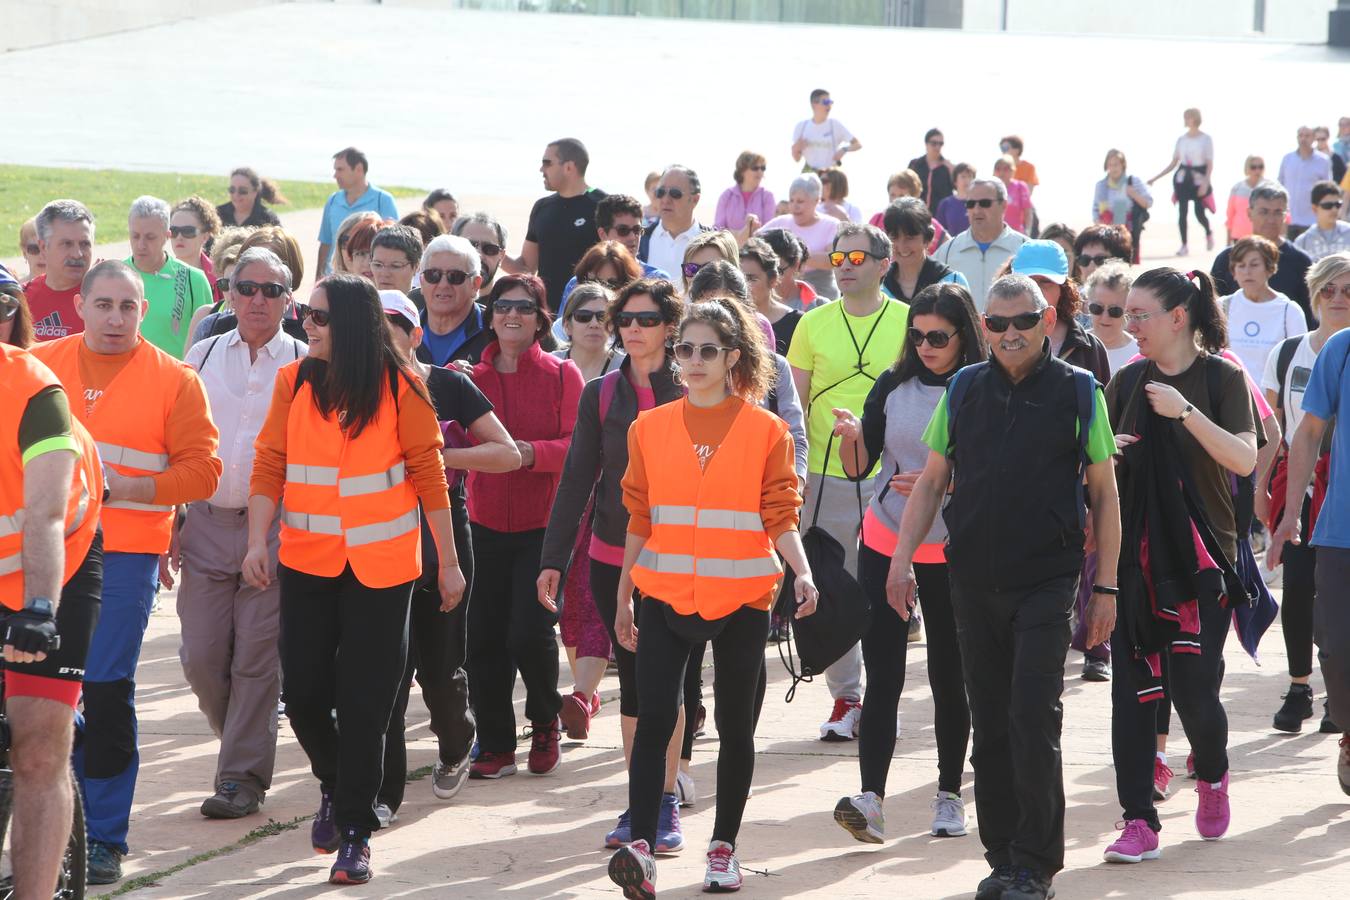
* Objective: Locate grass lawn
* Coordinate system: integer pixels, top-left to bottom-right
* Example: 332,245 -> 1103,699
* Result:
0,165 -> 424,247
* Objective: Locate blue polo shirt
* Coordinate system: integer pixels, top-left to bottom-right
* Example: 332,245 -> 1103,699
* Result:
1302,327 -> 1350,549
552,261 -> 670,345
318,184 -> 399,260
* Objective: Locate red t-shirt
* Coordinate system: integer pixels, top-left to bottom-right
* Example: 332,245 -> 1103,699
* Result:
23,275 -> 83,341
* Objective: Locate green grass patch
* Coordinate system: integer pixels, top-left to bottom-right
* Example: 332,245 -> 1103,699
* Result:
0,165 -> 423,248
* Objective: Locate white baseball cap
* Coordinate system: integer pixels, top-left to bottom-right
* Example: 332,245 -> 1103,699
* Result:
379,289 -> 420,329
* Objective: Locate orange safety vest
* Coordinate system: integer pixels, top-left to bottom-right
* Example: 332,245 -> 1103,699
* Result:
278,362 -> 423,588
0,345 -> 103,611
30,335 -> 187,554
629,398 -> 785,619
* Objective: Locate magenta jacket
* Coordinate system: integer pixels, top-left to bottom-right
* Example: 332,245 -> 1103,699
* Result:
714,185 -> 777,231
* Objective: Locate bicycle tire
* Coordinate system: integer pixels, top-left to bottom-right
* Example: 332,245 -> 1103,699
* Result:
0,767 -> 87,900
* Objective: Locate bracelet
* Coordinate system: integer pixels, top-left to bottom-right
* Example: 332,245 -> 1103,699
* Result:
1177,403 -> 1194,422
1092,584 -> 1120,596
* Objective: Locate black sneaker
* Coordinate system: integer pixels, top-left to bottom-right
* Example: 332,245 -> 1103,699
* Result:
1082,657 -> 1111,682
1320,701 -> 1340,734
87,840 -> 124,885
328,830 -> 372,885
1273,684 -> 1314,732
311,786 -> 340,853
1002,866 -> 1056,900
200,781 -> 261,819
975,863 -> 1017,900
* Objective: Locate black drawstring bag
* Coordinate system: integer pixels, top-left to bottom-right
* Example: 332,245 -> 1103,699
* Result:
778,431 -> 870,702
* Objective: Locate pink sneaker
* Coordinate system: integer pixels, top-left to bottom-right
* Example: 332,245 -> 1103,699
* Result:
559,691 -> 592,740
1195,772 -> 1230,840
1152,758 -> 1174,801
591,691 -> 602,716
1103,819 -> 1160,863
1185,751 -> 1196,779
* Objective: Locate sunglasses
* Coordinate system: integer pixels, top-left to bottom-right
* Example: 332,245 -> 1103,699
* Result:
609,224 -> 644,238
299,304 -> 331,327
749,165 -> 767,172
1318,283 -> 1350,300
615,311 -> 663,328
908,327 -> 954,348
227,186 -> 252,195
1077,254 -> 1111,268
571,308 -> 606,324
0,297 -> 19,322
493,299 -> 539,315
1248,164 -> 1265,170
421,268 -> 471,285
928,140 -> 945,147
23,243 -> 40,256
983,310 -> 1045,332
467,239 -> 502,257
828,250 -> 882,268
673,342 -> 732,362
169,225 -> 200,239
214,276 -> 231,294
655,187 -> 686,200
235,280 -> 288,299
817,98 -> 834,106
1088,303 -> 1125,318
682,261 -> 707,279
964,199 -> 996,209
1318,201 -> 1344,210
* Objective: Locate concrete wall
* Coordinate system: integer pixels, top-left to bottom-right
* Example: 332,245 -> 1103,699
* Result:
0,0 -> 292,53
962,0 -> 1337,41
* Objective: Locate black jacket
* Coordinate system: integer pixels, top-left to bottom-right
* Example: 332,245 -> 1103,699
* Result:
1058,317 -> 1111,385
908,156 -> 954,211
881,257 -> 959,304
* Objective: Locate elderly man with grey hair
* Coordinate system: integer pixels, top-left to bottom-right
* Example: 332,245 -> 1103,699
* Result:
416,233 -> 492,367
932,178 -> 1027,312
758,172 -> 846,299
1212,180 -> 1315,325
883,273 -> 1120,900
27,199 -> 96,340
176,246 -> 307,820
124,195 -> 213,358
638,164 -> 709,281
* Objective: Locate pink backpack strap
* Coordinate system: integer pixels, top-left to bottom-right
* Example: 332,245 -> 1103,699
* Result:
599,368 -> 622,423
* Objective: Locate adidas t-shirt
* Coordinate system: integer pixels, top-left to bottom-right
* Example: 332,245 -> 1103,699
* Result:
23,274 -> 83,341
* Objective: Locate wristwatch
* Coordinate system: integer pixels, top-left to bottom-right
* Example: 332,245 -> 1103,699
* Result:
24,596 -> 55,617
1177,403 -> 1194,422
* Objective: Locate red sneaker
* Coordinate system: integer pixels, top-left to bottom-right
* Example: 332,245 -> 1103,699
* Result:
559,691 -> 592,740
591,691 -> 602,716
528,718 -> 562,775
1152,758 -> 1174,801
469,751 -> 518,780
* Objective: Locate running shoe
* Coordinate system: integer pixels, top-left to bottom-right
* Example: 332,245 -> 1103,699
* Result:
87,841 -> 124,885
1195,771 -> 1231,840
329,832 -> 372,885
1185,751 -> 1196,779
930,791 -> 967,836
655,792 -> 684,854
1176,244 -> 1189,256
703,840 -> 742,892
432,750 -> 472,801
591,691 -> 603,715
527,718 -> 562,774
311,786 -> 339,853
1002,866 -> 1056,900
1273,683 -> 1314,732
907,614 -> 923,643
200,781 -> 260,819
1081,657 -> 1111,682
819,697 -> 862,742
374,802 -> 397,828
470,750 -> 518,779
1339,735 -> 1350,796
1103,819 -> 1161,863
605,809 -> 633,849
1152,757 -> 1174,801
975,864 -> 1017,900
676,768 -> 697,807
834,791 -> 884,844
560,691 -> 593,740
609,839 -> 657,900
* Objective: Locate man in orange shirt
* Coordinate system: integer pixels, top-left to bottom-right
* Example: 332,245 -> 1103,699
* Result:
31,259 -> 220,885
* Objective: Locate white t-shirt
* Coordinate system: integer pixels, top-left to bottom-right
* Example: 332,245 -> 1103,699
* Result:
1175,133 -> 1214,171
1099,334 -> 1139,377
1223,290 -> 1308,382
1260,333 -> 1320,441
793,117 -> 855,171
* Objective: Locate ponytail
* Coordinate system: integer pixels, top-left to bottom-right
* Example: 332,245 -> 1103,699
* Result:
259,178 -> 289,206
1132,266 -> 1227,354
680,296 -> 776,403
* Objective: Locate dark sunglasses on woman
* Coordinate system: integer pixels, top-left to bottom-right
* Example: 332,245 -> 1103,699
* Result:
214,276 -> 231,294
421,268 -> 471,286
169,225 -> 200,239
1077,254 -> 1111,268
983,310 -> 1045,332
571,309 -> 606,324
297,304 -> 330,327
493,299 -> 538,315
1088,302 -> 1125,318
614,311 -> 663,328
908,327 -> 954,348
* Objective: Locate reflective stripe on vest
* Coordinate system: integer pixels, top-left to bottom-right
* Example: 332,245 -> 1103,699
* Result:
650,505 -> 765,531
286,463 -> 339,487
284,508 -> 419,547
636,548 -> 781,580
0,483 -> 92,575
0,513 -> 19,539
286,461 -> 406,498
96,441 -> 169,473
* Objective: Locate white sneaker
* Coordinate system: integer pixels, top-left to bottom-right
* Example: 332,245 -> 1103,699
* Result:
676,768 -> 696,807
819,697 -> 862,742
703,840 -> 742,892
432,750 -> 472,801
374,802 -> 397,828
1262,562 -> 1283,587
930,791 -> 968,836
834,791 -> 884,843
1176,244 -> 1189,256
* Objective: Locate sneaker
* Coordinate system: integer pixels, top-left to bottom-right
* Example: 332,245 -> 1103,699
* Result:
1339,735 -> 1350,796
1185,751 -> 1196,779
1081,657 -> 1111,682
87,840 -> 124,885
1320,701 -> 1339,734
694,703 -> 707,738
907,614 -> 923,643
655,792 -> 684,854
676,768 -> 697,807
200,781 -> 260,819
1002,866 -> 1055,900
328,832 -> 372,885
1103,818 -> 1161,863
1273,684 -> 1314,732
819,697 -> 862,742
1176,244 -> 1189,256
1152,757 -> 1174,801
605,809 -> 633,849
470,750 -> 518,779
975,863 -> 1018,900
470,738 -> 480,761
312,786 -> 340,853
1206,233 -> 1216,252
1250,525 -> 1268,556
930,791 -> 967,837
591,691 -> 603,716
1195,771 -> 1231,840
833,791 -> 884,844
560,691 -> 593,740
767,616 -> 786,644
608,838 -> 657,900
432,748 -> 472,800
374,802 -> 397,829
1262,562 -> 1283,587
703,840 -> 742,892
527,718 -> 562,774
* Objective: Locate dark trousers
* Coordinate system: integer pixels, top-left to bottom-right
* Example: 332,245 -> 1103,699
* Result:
858,548 -> 969,796
1281,496 -> 1318,679
629,599 -> 768,849
1175,177 -> 1211,244
951,572 -> 1075,876
1314,547 -> 1350,728
466,525 -> 560,752
1112,595 -> 1230,831
380,502 -> 476,811
279,563 -> 412,838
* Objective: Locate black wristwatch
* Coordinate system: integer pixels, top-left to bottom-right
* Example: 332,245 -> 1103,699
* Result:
25,596 -> 55,617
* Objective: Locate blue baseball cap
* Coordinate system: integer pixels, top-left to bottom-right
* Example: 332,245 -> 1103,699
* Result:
1011,240 -> 1068,284
0,262 -> 19,290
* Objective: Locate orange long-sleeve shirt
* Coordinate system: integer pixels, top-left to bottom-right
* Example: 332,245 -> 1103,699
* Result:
250,366 -> 450,512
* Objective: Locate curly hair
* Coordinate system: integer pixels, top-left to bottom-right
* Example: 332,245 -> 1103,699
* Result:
608,278 -> 684,347
680,296 -> 775,403
210,226 -> 255,278
172,196 -> 222,236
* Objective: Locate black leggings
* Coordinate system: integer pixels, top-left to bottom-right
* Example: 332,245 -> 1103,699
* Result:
1281,495 -> 1318,680
1175,175 -> 1212,245
857,547 -> 970,796
629,599 -> 768,849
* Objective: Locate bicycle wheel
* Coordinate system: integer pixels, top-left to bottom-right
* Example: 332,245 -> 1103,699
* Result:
0,768 -> 86,900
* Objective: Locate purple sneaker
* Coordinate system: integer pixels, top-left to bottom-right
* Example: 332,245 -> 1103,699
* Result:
654,792 -> 684,854
1196,772 -> 1231,840
1103,819 -> 1161,863
311,786 -> 339,854
328,831 -> 372,885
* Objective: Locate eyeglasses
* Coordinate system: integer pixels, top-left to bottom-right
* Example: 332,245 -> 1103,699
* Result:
615,311 -> 663,328
1088,303 -> 1125,318
214,276 -> 231,294
421,268 -> 471,285
23,243 -> 39,256
908,327 -> 955,348
370,260 -> 412,272
655,187 -> 686,200
234,280 -> 288,299
169,225 -> 200,239
571,309 -> 606,324
298,305 -> 331,327
673,342 -> 732,362
227,186 -> 252,195
1318,201 -> 1344,210
609,224 -> 644,238
828,250 -> 882,268
467,239 -> 502,257
749,165 -> 767,172
983,310 -> 1045,332
1248,164 -> 1265,170
0,297 -> 19,322
350,250 -> 372,262
493,299 -> 539,316
964,199 -> 996,209
1318,283 -> 1350,300
1077,254 -> 1111,268
1123,311 -> 1159,325
682,261 -> 707,278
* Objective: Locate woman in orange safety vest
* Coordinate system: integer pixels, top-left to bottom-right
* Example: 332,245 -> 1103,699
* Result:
242,274 -> 463,887
607,295 -> 818,899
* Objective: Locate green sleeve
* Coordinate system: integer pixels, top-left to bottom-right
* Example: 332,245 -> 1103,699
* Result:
921,391 -> 950,456
1084,388 -> 1116,464
19,386 -> 78,465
